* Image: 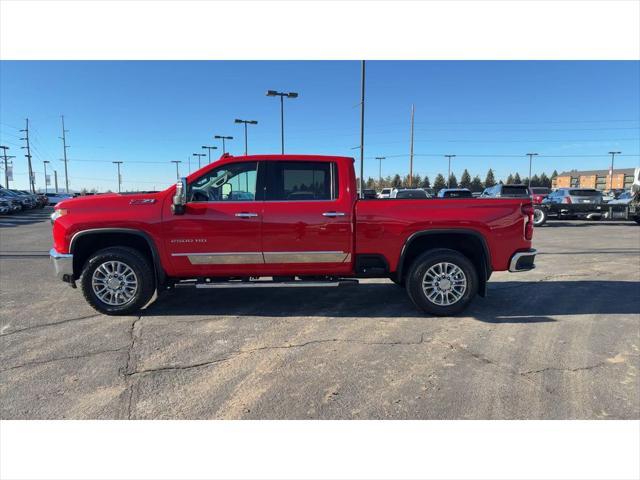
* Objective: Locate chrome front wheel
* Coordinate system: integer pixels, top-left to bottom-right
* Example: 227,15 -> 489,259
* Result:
91,260 -> 139,306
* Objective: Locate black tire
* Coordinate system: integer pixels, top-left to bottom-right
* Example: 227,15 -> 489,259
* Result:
80,246 -> 155,315
533,207 -> 547,227
405,248 -> 479,316
634,216 -> 640,225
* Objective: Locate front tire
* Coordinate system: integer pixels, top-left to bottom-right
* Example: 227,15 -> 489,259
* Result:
406,248 -> 478,316
80,246 -> 155,315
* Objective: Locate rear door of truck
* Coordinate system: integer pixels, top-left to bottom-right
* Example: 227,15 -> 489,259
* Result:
260,158 -> 353,275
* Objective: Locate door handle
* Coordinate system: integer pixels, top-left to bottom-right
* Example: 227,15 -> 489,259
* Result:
235,212 -> 259,218
322,211 -> 346,217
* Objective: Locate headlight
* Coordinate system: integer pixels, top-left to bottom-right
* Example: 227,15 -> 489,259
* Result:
50,208 -> 68,222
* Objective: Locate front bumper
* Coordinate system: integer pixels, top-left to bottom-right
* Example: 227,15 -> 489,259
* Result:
50,248 -> 74,281
509,248 -> 536,272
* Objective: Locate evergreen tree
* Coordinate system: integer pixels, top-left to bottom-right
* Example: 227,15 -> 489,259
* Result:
539,172 -> 550,188
447,173 -> 458,188
366,177 -> 375,189
506,173 -> 514,185
513,172 -> 522,184
413,174 -> 422,189
484,168 -> 496,187
530,174 -> 540,187
422,176 -> 431,189
459,169 -> 472,189
433,173 -> 446,191
470,175 -> 483,192
391,174 -> 402,188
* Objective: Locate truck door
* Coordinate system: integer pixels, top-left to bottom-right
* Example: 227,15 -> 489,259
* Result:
260,159 -> 353,276
163,160 -> 264,277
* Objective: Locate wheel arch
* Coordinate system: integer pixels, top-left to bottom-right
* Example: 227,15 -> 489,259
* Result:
69,228 -> 165,286
396,229 -> 492,297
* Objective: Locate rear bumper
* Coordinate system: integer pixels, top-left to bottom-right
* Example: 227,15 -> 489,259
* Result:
50,248 -> 74,281
509,248 -> 536,272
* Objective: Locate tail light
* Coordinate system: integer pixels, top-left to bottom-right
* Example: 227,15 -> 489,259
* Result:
521,203 -> 534,240
562,196 -> 572,204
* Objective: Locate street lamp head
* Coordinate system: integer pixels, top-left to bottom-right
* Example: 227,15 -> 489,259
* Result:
266,90 -> 278,96
248,120 -> 258,125
43,160 -> 50,164
287,92 -> 299,98
609,151 -> 622,154
234,119 -> 243,124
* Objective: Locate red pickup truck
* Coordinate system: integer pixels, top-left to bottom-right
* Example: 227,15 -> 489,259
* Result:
50,154 -> 536,316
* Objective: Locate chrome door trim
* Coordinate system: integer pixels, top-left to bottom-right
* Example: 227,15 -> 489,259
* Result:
172,252 -> 265,265
263,251 -> 350,264
322,211 -> 346,217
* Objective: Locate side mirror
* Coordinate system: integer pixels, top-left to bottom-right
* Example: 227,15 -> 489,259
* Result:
171,177 -> 187,215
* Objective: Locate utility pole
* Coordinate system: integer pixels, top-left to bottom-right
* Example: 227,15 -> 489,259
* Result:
193,153 -> 206,169
171,160 -> 181,180
60,115 -> 70,193
526,153 -> 539,187
214,135 -> 233,155
54,170 -> 59,193
113,161 -> 123,193
234,119 -> 258,155
266,90 -> 299,154
1,146 -> 15,188
201,145 -> 218,164
20,119 -> 35,193
375,156 -> 386,187
608,151 -> 621,190
409,104 -> 415,188
43,160 -> 50,193
359,60 -> 366,197
445,155 -> 456,188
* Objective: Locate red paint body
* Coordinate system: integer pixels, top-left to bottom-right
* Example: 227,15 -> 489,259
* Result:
52,154 -> 534,278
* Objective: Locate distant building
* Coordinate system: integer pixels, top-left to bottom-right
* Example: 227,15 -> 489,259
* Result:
552,167 -> 637,191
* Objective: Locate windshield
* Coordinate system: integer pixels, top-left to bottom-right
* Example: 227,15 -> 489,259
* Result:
531,187 -> 550,194
501,186 -> 530,197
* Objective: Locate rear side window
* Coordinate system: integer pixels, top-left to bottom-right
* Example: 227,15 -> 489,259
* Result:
570,189 -> 601,196
266,161 -> 338,201
501,185 -> 530,197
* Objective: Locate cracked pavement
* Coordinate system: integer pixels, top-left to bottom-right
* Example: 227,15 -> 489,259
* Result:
1,209 -> 639,419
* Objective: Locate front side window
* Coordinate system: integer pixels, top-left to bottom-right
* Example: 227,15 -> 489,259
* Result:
189,162 -> 257,202
266,161 -> 337,201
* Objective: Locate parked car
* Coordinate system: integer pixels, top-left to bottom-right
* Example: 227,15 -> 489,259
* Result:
607,190 -> 634,205
377,187 -> 392,199
361,189 -> 377,199
0,194 -> 22,213
0,189 -> 31,210
437,188 -> 473,198
50,153 -> 536,316
0,200 -> 10,214
422,188 -> 436,197
534,187 -> 605,225
530,187 -> 551,204
542,188 -> 603,206
390,188 -> 429,199
44,193 -> 74,206
602,189 -> 626,203
481,184 -> 531,198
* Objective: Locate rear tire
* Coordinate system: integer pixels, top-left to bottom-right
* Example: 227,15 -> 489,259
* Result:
406,248 -> 478,316
80,246 -> 155,315
533,207 -> 547,227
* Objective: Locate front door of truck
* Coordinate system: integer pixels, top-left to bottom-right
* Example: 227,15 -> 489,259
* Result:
260,160 -> 353,276
163,161 -> 264,277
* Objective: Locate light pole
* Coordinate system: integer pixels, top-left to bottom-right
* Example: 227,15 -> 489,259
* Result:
608,151 -> 621,190
526,153 -> 538,187
113,161 -> 123,193
234,119 -> 258,156
192,153 -> 207,169
43,160 -> 50,193
1,146 -> 15,188
171,160 -> 181,180
445,155 -> 456,188
375,156 -> 386,187
201,145 -> 217,164
214,135 -> 233,155
266,90 -> 298,154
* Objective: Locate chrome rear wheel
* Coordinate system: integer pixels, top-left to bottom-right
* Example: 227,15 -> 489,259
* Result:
422,262 -> 467,306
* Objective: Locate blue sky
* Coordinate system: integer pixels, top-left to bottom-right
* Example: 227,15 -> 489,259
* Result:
1,61 -> 639,192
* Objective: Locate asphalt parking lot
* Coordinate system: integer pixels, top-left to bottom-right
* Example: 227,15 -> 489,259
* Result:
1,207 -> 639,419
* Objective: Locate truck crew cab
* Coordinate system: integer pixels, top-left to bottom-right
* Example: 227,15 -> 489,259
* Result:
50,154 -> 536,316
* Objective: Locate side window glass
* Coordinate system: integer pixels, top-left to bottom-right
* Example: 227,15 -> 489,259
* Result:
189,162 -> 257,202
266,161 -> 337,201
